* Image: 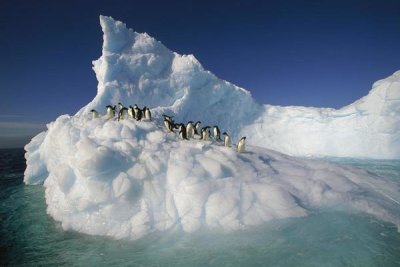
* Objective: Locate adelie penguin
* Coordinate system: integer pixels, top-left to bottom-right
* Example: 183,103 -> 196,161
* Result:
194,121 -> 201,135
90,109 -> 99,119
201,126 -> 211,141
164,119 -> 174,132
178,124 -> 188,140
163,114 -> 174,130
118,102 -> 124,114
118,107 -> 128,121
186,121 -> 194,139
133,104 -> 142,121
223,132 -> 231,147
144,107 -> 151,121
106,105 -> 116,119
213,126 -> 221,141
237,136 -> 246,153
128,105 -> 135,119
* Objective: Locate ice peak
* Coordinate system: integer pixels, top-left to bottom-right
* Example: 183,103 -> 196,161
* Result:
80,16 -> 400,159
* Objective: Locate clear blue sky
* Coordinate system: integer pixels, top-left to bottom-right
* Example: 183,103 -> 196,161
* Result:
1,0 -> 400,147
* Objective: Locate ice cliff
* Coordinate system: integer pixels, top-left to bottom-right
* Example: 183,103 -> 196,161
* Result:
24,16 -> 400,240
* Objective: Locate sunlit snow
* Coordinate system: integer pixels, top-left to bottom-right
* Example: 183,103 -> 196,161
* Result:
24,16 -> 400,240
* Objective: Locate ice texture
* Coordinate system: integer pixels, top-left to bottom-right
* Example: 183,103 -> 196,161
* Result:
24,116 -> 400,239
77,15 -> 400,159
24,16 -> 400,239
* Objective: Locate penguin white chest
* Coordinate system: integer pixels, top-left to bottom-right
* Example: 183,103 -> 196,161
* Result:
237,139 -> 246,153
213,128 -> 218,138
106,109 -> 113,118
186,124 -> 193,138
145,110 -> 151,120
224,136 -> 231,147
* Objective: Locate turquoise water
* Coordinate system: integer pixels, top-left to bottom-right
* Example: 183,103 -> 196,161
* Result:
1,149 -> 400,266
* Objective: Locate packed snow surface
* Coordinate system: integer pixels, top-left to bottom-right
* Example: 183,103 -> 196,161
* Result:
25,116 -> 400,239
24,16 -> 400,239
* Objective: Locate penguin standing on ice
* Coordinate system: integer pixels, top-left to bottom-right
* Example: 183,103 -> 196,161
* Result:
194,121 -> 201,136
223,132 -> 231,147
128,105 -> 135,119
117,102 -> 124,114
90,109 -> 99,119
164,118 -> 174,132
186,121 -> 194,139
201,126 -> 211,141
106,105 -> 116,119
144,107 -> 151,121
163,114 -> 174,130
118,107 -> 128,121
134,104 -> 142,121
178,124 -> 188,140
213,126 -> 221,141
237,137 -> 246,153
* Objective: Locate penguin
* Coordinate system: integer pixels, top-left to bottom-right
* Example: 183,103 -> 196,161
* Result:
213,126 -> 221,141
164,118 -> 174,132
163,114 -> 175,128
178,124 -> 188,140
118,102 -> 124,114
237,137 -> 246,153
223,132 -> 231,147
133,104 -> 142,121
144,107 -> 151,121
194,121 -> 201,135
106,105 -> 116,119
128,105 -> 135,119
118,107 -> 128,121
201,126 -> 211,141
186,121 -> 194,139
142,106 -> 147,119
90,109 -> 99,119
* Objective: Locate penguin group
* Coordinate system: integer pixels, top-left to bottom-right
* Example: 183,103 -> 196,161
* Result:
90,102 -> 152,122
90,105 -> 246,153
162,114 -> 246,153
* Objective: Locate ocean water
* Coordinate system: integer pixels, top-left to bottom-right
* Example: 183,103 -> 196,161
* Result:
1,149 -> 400,266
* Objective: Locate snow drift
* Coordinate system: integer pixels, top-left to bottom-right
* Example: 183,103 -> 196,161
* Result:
24,16 -> 400,240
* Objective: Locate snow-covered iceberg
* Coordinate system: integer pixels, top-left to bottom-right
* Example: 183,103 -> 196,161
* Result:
78,15 -> 400,160
24,116 -> 400,239
24,16 -> 400,240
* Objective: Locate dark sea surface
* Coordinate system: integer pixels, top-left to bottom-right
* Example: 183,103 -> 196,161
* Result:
1,148 -> 400,266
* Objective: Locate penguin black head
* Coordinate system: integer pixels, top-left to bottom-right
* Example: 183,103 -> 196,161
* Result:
90,109 -> 97,112
223,132 -> 228,135
188,121 -> 193,124
241,137 -> 247,140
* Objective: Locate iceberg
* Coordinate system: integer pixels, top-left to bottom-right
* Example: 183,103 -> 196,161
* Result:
24,16 -> 400,240
78,15 -> 400,160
